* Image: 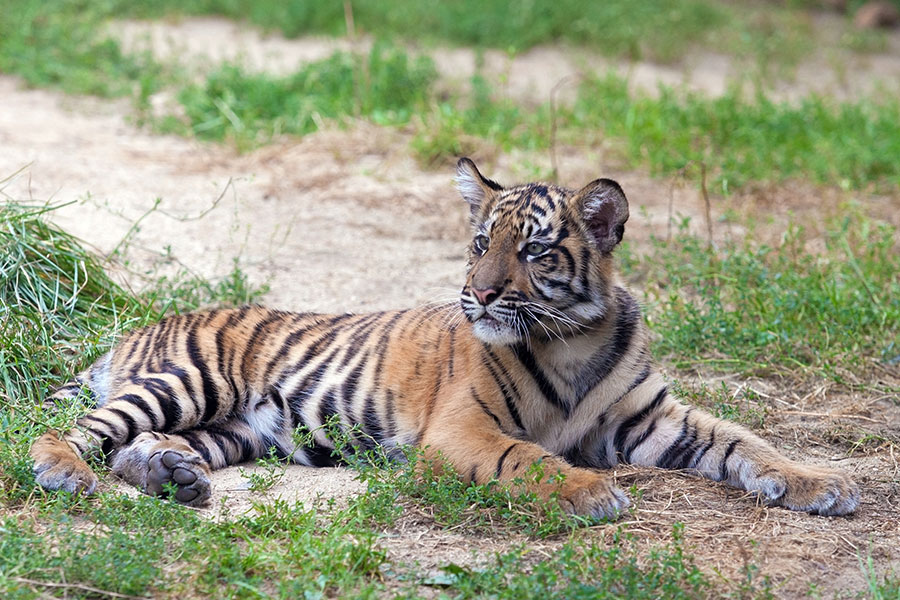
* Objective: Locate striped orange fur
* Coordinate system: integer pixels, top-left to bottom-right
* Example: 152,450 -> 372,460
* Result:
30,158 -> 859,517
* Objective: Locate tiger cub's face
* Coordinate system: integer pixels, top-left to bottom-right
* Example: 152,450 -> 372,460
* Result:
455,158 -> 629,346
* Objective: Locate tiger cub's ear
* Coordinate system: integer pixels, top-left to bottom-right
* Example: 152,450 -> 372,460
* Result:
577,178 -> 629,254
456,158 -> 503,217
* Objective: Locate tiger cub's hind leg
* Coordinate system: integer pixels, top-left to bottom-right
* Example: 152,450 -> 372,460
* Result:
111,432 -> 213,506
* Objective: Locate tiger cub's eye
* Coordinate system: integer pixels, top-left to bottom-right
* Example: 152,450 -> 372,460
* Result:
525,242 -> 547,256
474,235 -> 490,252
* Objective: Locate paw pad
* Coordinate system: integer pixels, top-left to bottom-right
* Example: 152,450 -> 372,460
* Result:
147,449 -> 211,506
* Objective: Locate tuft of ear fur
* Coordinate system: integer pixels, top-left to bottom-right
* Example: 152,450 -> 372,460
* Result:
577,178 -> 629,253
456,158 -> 503,216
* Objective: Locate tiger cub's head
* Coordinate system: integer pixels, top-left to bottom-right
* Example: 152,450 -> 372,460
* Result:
456,158 -> 629,346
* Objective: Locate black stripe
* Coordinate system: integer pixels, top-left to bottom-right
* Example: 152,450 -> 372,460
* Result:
118,331 -> 143,366
207,425 -> 256,463
181,431 -> 213,465
286,341 -> 345,417
281,317 -> 381,415
318,389 -> 339,428
126,331 -> 153,377
384,390 -> 397,440
80,414 -> 119,439
107,408 -> 138,444
336,314 -> 385,370
688,428 -> 716,470
150,316 -> 177,358
265,313 -> 356,382
304,443 -> 339,467
186,315 -> 221,426
117,394 -> 160,430
599,362 -> 652,424
656,410 -> 698,469
341,352 -> 368,418
495,443 -> 519,478
159,361 -> 199,419
241,313 -> 288,378
217,309 -> 248,407
575,246 -> 591,297
361,394 -> 382,448
262,319 -> 330,382
447,328 -> 456,378
483,348 -> 525,431
139,378 -> 182,431
371,312 -> 407,387
719,440 -> 740,481
512,343 -> 568,416
623,415 -> 659,462
472,388 -> 502,429
613,387 -> 667,459
570,288 -> 640,405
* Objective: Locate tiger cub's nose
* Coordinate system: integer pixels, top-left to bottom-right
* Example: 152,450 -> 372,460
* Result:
472,286 -> 502,306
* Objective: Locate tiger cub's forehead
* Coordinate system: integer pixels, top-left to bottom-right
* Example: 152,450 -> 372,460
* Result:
485,183 -> 574,237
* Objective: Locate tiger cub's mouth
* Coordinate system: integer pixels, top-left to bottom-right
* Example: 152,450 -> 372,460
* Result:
468,308 -> 523,346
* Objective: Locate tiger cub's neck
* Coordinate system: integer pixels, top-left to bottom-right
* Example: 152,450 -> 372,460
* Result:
505,286 -> 647,413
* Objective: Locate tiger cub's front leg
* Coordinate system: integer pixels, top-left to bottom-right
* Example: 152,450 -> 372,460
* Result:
423,396 -> 630,520
609,385 -> 859,515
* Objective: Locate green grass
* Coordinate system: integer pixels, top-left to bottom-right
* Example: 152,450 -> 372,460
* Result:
0,495 -> 388,599
422,524 -> 711,600
110,0 -> 726,61
105,0 -> 842,74
4,0 -> 900,191
0,199 -> 265,411
618,211 -> 900,383
571,75 -> 900,191
0,0 -> 167,98
670,380 -> 770,430
414,71 -> 900,191
861,551 -> 900,600
0,491 -> 724,600
411,72 -> 547,165
169,41 -> 435,148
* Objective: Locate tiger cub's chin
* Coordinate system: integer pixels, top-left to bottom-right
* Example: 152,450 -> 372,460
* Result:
471,316 -> 523,346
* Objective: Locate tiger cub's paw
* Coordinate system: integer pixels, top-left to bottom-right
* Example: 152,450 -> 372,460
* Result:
557,469 -> 630,520
754,462 -> 859,516
145,447 -> 212,507
30,432 -> 98,496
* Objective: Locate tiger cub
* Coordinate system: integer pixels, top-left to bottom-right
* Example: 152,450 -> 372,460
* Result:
30,158 -> 859,517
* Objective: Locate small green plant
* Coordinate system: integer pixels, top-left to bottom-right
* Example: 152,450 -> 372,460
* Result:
860,549 -> 900,600
672,380 -> 769,430
239,448 -> 287,492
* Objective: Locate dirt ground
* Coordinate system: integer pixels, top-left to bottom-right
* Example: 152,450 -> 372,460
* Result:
2,16 -> 899,598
